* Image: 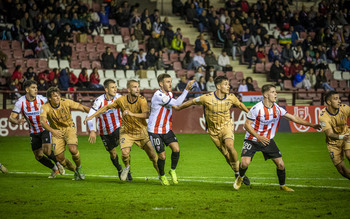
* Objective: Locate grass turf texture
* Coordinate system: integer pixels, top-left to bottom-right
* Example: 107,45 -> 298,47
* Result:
0,132 -> 349,218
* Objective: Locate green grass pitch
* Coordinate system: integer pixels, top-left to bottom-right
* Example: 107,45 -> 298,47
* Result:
0,132 -> 349,218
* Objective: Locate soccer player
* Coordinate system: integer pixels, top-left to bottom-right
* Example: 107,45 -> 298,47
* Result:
176,76 -> 251,185
0,163 -> 8,174
40,87 -> 90,180
86,79 -> 132,181
319,91 -> 350,179
84,80 -> 159,181
148,74 -> 194,185
234,84 -> 321,191
9,80 -> 64,178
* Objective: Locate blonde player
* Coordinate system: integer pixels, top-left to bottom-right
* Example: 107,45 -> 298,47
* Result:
319,91 -> 350,179
84,80 -> 159,181
176,76 -> 251,185
234,84 -> 321,191
148,74 -> 194,185
9,80 -> 64,178
40,87 -> 90,180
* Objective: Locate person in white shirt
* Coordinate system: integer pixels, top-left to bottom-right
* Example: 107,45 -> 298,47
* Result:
218,50 -> 233,71
238,79 -> 248,96
127,34 -> 139,52
192,51 -> 206,70
206,76 -> 216,91
147,74 -> 194,185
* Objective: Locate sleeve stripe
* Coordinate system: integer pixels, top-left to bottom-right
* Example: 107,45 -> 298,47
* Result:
12,110 -> 20,114
247,117 -> 255,121
164,97 -> 172,106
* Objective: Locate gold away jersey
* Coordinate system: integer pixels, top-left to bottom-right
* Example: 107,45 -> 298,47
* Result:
319,104 -> 350,145
192,92 -> 241,135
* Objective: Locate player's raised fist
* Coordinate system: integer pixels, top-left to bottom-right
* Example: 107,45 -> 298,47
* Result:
185,80 -> 195,91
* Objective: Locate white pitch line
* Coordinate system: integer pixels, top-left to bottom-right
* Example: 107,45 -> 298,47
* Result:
152,207 -> 174,211
5,171 -> 350,190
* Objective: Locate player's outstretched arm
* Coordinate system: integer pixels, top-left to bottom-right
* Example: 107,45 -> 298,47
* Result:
283,113 -> 322,130
9,112 -> 26,125
175,99 -> 195,111
86,108 -> 97,143
244,119 -> 270,146
123,110 -> 149,118
77,103 -> 90,113
237,102 -> 249,113
168,80 -> 195,107
39,109 -> 63,138
83,105 -> 109,125
323,127 -> 349,141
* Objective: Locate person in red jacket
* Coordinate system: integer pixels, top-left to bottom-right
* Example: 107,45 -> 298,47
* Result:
48,68 -> 60,83
68,68 -> 78,87
37,70 -> 49,82
289,60 -> 303,78
89,67 -> 103,89
11,65 -> 24,82
78,67 -> 90,88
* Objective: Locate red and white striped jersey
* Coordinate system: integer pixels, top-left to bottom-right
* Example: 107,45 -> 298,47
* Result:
245,101 -> 287,141
87,94 -> 122,135
12,95 -> 47,134
147,89 -> 189,134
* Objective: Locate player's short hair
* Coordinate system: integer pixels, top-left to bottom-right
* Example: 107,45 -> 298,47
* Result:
324,90 -> 338,104
157,73 -> 171,83
104,79 -> 116,88
214,76 -> 228,87
23,80 -> 37,90
261,84 -> 276,94
127,80 -> 139,88
47,86 -> 61,98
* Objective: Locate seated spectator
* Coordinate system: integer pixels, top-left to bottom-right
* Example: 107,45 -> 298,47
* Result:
293,44 -> 304,61
315,68 -> 334,91
204,50 -> 220,71
58,68 -> 69,91
35,41 -> 51,59
182,51 -> 193,69
304,50 -> 315,69
191,51 -> 207,70
224,34 -> 239,60
142,17 -> 153,36
194,67 -> 204,82
232,18 -> 244,38
134,23 -> 145,44
90,67 -> 104,89
60,24 -> 74,42
146,48 -> 157,70
156,50 -> 171,70
205,66 -> 217,82
60,41 -> 72,61
138,49 -> 147,69
175,75 -> 187,91
98,6 -> 109,27
270,59 -> 285,85
198,76 -> 206,91
101,47 -> 115,69
10,79 -> 22,100
268,43 -> 281,62
256,46 -> 266,63
293,70 -> 311,89
165,25 -> 175,44
171,34 -> 184,53
68,69 -> 78,88
48,68 -> 59,83
153,17 -> 163,35
147,31 -> 161,51
20,12 -> 33,32
238,79 -> 248,95
283,60 -> 293,80
24,31 -> 37,52
290,26 -> 299,46
206,76 -> 216,91
195,33 -> 210,53
216,24 -> 226,46
128,51 -> 140,70
116,49 -> 130,70
71,12 -> 85,32
289,61 -> 303,78
11,65 -> 24,85
159,30 -> 171,52
127,34 -> 139,52
305,68 -> 317,88
246,77 -> 255,91
340,55 -> 350,71
37,78 -> 49,91
78,68 -> 90,88
326,43 -> 341,64
282,43 -> 294,63
218,50 -> 232,71
24,67 -> 36,81
198,10 -> 210,33
244,43 -> 257,69
37,70 -> 49,83
49,38 -> 61,59
44,21 -> 58,45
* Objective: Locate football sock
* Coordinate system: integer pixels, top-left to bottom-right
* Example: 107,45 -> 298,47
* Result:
72,151 -> 81,167
157,158 -> 165,176
122,154 -> 130,167
47,150 -> 58,163
234,172 -> 239,178
61,158 -> 76,172
239,165 -> 248,178
111,156 -> 122,171
38,156 -> 55,169
277,169 -> 286,186
171,151 -> 180,170
52,165 -> 58,171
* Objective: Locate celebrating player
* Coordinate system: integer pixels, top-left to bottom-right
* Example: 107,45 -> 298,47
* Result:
84,80 -> 159,181
0,163 -> 8,174
148,74 -> 194,185
176,76 -> 251,185
40,87 -> 90,180
86,79 -> 132,181
319,91 -> 350,179
9,80 -> 64,178
234,84 -> 321,191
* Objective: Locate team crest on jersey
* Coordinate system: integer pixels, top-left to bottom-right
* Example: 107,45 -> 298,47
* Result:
274,109 -> 279,117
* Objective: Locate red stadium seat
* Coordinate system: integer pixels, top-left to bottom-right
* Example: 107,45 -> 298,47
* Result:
94,35 -> 104,44
255,63 -> 265,73
226,71 -> 235,80
96,44 -> 106,53
235,71 -> 244,81
173,61 -> 182,71
75,43 -> 85,52
70,60 -> 80,69
0,40 -> 11,50
11,41 -> 21,50
89,52 -> 99,61
26,59 -> 37,68
78,51 -> 88,60
297,89 -> 308,99
92,61 -> 101,69
86,43 -> 96,52
216,71 -> 225,76
13,50 -> 23,59
283,80 -> 296,90
120,27 -> 130,37
230,79 -> 239,90
169,53 -> 179,62
38,59 -> 48,69
81,60 -> 91,69
24,49 -> 33,57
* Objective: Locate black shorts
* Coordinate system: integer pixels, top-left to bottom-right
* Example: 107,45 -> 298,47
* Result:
241,139 -> 282,160
148,130 -> 178,153
100,128 -> 120,151
29,130 -> 51,151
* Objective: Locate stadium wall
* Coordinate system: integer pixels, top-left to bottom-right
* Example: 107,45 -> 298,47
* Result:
2,105 -> 347,137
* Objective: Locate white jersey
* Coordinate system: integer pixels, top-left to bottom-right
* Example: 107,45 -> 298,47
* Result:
87,94 -> 122,135
147,89 -> 189,134
12,95 -> 47,134
245,101 -> 287,141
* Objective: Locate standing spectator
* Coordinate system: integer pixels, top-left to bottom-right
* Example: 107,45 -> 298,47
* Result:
218,50 -> 233,71
61,41 -> 72,60
244,43 -> 257,69
101,47 -> 116,69
11,19 -> 24,42
195,33 -> 210,53
185,3 -> 196,23
116,49 -> 130,70
99,6 -> 110,27
49,38 -> 61,59
45,22 -> 58,45
90,68 -> 104,89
